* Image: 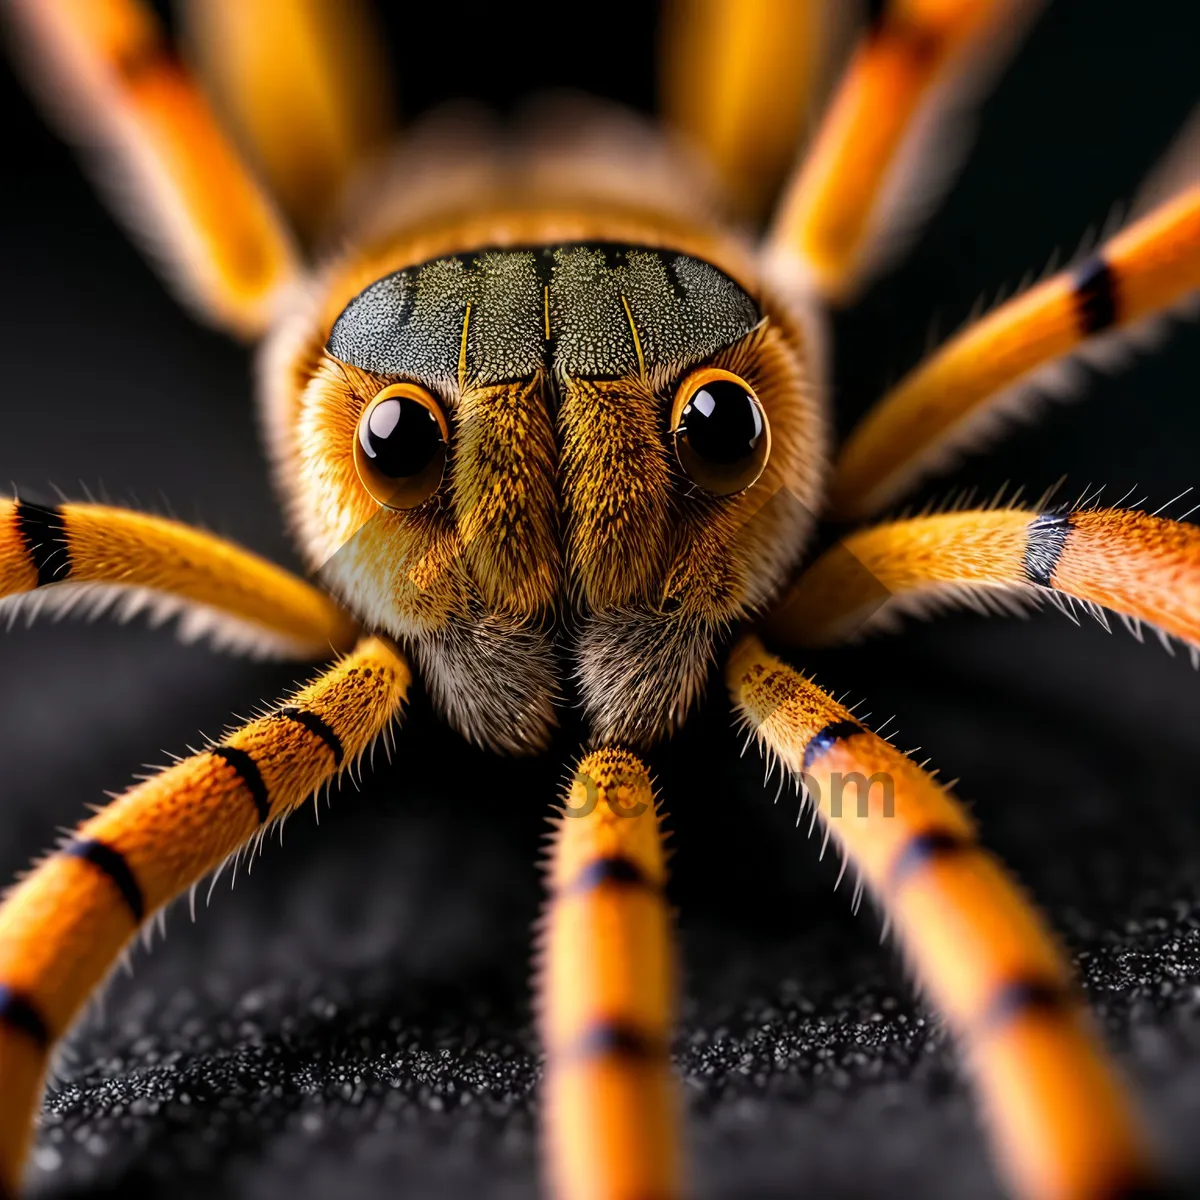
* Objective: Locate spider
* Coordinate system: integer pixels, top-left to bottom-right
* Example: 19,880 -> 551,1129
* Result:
1,0 -> 1198,1197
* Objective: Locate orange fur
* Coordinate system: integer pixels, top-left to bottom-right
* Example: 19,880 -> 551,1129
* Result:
0,638 -> 408,1192
541,750 -> 679,1200
830,189 -> 1200,521
3,2 -> 1184,1194
768,507 -> 1200,651
1052,509 -> 1200,644
830,278 -> 1079,519
453,375 -> 561,613
182,0 -> 392,240
0,500 -> 358,657
7,0 -> 297,336
768,0 -> 1013,302
660,0 -> 830,219
729,634 -> 1152,1200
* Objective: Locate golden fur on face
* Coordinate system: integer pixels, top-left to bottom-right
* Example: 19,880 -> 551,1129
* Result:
268,126 -> 827,752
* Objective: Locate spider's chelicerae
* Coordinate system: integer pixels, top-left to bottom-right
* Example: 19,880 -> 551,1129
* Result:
1,1 -> 1199,1197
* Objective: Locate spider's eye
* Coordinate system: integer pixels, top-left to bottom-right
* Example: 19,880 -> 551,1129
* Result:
353,382 -> 449,509
670,367 -> 770,496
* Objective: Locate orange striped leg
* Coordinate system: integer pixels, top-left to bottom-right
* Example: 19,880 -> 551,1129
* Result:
180,0 -> 393,242
6,0 -> 298,336
659,0 -> 837,221
766,0 -> 1039,304
829,186 -> 1200,520
0,498 -> 358,657
0,636 -> 408,1195
728,634 -> 1155,1200
539,749 -> 681,1200
765,505 -> 1200,650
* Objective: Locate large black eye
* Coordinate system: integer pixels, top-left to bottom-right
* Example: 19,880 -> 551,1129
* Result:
353,382 -> 448,509
671,368 -> 771,496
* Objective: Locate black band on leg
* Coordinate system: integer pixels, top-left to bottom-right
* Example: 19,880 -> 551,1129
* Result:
976,977 -> 1073,1035
61,838 -> 145,923
277,706 -> 344,766
888,829 -> 975,891
553,1021 -> 667,1064
0,985 -> 50,1050
15,500 -> 72,586
559,855 -> 662,898
802,720 -> 866,770
1024,512 -> 1073,586
209,745 -> 271,824
1073,254 -> 1120,335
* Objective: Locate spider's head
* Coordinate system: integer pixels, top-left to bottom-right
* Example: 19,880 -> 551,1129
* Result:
271,240 -> 825,753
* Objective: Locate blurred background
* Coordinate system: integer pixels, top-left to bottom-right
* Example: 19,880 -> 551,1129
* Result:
1,1 -> 1199,1197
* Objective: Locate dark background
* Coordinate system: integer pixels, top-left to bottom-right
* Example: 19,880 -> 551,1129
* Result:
2,2 -> 1200,1197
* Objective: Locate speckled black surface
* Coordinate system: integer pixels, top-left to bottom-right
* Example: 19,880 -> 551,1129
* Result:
2,3 -> 1200,1198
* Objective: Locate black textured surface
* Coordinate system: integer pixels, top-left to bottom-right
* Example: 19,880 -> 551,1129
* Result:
2,3 -> 1200,1198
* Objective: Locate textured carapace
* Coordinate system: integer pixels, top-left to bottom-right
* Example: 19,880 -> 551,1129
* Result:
267,122 -> 826,753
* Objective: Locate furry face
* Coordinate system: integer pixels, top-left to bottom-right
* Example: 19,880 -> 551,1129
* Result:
270,176 -> 826,752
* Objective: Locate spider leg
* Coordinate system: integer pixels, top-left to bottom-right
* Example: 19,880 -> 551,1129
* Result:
830,187 -> 1200,521
0,498 -> 358,657
728,633 -> 1156,1200
766,504 -> 1200,651
538,749 -> 681,1200
0,635 -> 408,1194
5,0 -> 298,337
179,0 -> 394,244
765,0 -> 1040,305
658,0 -> 842,222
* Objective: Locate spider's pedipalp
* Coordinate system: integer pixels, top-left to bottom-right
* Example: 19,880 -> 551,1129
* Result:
0,637 -> 409,1194
728,633 -> 1157,1200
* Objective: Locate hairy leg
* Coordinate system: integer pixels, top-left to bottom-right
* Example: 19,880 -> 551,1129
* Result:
180,0 -> 394,243
659,0 -> 839,222
765,505 -> 1200,651
539,748 -> 681,1200
829,188 -> 1200,520
765,0 -> 1040,304
728,633 -> 1155,1200
0,498 -> 357,657
6,0 -> 298,336
0,636 -> 408,1194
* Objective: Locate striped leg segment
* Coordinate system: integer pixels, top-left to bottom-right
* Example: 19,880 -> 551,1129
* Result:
829,186 -> 1200,521
659,0 -> 840,222
539,749 -> 681,1200
180,0 -> 394,242
766,0 -> 1040,304
6,0 -> 298,337
0,636 -> 409,1194
0,498 -> 358,658
765,506 -> 1200,650
728,634 -> 1155,1200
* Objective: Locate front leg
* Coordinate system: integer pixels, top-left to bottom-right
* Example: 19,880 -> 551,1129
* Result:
0,637 -> 409,1194
728,633 -> 1156,1200
539,749 -> 682,1200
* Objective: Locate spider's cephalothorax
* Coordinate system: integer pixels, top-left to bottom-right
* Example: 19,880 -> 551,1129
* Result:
266,130 -> 824,751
